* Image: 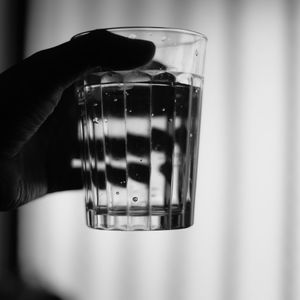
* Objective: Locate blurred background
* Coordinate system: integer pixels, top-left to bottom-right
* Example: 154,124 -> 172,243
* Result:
1,0 -> 300,299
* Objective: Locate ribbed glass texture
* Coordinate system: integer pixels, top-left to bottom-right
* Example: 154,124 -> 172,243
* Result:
75,27 -> 207,230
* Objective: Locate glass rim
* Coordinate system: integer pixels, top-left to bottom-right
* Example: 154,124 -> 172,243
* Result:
72,26 -> 208,42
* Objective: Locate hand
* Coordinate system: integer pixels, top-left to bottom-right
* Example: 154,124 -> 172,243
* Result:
0,29 -> 155,210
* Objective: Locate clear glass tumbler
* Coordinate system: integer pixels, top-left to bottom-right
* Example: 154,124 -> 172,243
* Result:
75,27 -> 207,230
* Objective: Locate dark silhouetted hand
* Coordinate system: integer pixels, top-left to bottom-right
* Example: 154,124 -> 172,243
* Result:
0,29 -> 155,210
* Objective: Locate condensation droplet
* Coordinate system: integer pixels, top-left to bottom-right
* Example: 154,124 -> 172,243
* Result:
132,196 -> 138,202
129,34 -> 136,39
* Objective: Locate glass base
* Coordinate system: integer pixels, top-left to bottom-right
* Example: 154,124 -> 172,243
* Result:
86,209 -> 193,231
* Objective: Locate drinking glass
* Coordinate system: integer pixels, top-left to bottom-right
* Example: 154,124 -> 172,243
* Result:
75,27 -> 207,230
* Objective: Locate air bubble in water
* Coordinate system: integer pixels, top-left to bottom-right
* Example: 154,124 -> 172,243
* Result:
92,117 -> 99,124
195,50 -> 199,56
132,196 -> 138,202
161,36 -> 167,41
113,98 -> 118,102
151,113 -> 155,117
162,108 -> 166,112
190,133 -> 193,137
116,191 -> 119,195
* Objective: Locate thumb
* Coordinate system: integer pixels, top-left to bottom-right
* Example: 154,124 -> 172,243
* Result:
0,29 -> 155,157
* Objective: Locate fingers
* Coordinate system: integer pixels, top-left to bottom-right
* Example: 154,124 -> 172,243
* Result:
80,126 -> 187,188
0,29 -> 155,157
38,29 -> 156,88
77,78 -> 191,189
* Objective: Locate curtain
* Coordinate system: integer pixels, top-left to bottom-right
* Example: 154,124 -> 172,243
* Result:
18,0 -> 300,299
